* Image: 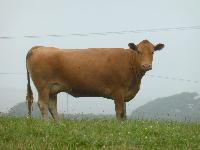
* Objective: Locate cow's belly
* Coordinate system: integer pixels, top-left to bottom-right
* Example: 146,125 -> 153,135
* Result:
49,82 -> 112,99
49,79 -> 141,101
69,88 -> 112,98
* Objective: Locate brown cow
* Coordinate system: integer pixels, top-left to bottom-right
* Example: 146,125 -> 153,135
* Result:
26,40 -> 164,121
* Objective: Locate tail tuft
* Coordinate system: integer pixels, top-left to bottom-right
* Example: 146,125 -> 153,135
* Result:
26,49 -> 34,117
26,72 -> 33,116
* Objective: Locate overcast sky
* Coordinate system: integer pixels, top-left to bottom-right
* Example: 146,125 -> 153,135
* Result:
0,0 -> 200,115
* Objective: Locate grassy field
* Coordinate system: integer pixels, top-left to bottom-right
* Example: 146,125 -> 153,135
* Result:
0,117 -> 200,150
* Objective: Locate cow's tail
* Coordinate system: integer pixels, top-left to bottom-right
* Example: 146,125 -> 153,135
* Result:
26,49 -> 34,117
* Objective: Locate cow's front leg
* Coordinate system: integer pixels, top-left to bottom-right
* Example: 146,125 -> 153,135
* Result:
113,91 -> 126,120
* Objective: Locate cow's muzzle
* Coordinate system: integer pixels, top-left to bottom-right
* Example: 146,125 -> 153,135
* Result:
142,64 -> 152,71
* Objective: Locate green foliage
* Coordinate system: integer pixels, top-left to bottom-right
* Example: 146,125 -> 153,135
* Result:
0,117 -> 200,149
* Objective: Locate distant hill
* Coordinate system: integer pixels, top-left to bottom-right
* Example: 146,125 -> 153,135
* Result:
8,102 -> 115,119
9,92 -> 200,121
130,92 -> 200,122
9,102 -> 41,118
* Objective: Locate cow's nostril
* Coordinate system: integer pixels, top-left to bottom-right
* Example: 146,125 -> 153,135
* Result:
142,64 -> 152,70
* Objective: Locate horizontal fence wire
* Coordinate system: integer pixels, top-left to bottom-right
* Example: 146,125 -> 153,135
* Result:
0,25 -> 199,84
0,25 -> 200,39
0,72 -> 198,84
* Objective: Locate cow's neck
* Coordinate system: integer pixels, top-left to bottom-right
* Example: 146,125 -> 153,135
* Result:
129,52 -> 145,81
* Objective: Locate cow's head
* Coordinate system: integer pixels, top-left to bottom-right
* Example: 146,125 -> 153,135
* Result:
128,40 -> 164,72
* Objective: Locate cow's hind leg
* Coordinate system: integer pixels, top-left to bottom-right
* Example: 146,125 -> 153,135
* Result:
48,94 -> 59,122
38,88 -> 49,120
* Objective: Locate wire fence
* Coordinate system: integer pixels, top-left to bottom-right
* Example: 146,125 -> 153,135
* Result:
0,25 -> 199,84
147,74 -> 199,84
0,72 -> 198,84
0,25 -> 200,39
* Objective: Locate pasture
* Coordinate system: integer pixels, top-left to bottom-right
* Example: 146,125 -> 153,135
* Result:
0,117 -> 200,149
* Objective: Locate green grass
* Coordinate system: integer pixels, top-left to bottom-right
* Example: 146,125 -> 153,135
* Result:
0,117 -> 200,150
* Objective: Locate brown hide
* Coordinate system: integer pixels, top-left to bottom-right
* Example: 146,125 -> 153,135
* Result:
26,40 -> 164,120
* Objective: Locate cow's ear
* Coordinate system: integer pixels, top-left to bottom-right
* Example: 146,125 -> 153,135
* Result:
154,43 -> 164,51
128,43 -> 138,51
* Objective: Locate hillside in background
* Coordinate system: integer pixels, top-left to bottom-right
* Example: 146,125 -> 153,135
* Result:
130,92 -> 200,122
8,102 -> 115,119
9,102 -> 41,118
8,92 -> 200,121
